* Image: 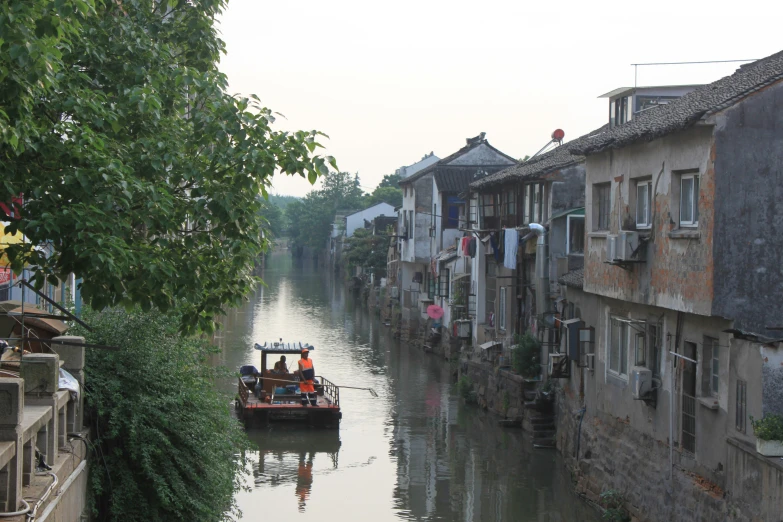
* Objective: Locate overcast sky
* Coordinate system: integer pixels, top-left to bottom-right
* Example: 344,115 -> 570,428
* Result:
217,0 -> 782,197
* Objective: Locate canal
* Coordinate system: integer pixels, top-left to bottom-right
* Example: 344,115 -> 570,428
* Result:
213,251 -> 600,522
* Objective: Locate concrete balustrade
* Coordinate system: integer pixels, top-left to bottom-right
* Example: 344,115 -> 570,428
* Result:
0,337 -> 87,514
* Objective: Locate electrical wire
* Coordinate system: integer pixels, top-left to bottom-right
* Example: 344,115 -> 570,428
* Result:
0,499 -> 30,517
26,471 -> 58,520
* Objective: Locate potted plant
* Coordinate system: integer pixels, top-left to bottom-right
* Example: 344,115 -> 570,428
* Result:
751,414 -> 783,456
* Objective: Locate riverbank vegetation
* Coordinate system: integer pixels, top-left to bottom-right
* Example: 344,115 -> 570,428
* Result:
75,306 -> 250,522
286,171 -> 403,253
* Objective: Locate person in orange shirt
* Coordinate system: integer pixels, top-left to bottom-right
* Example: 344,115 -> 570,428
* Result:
297,348 -> 317,407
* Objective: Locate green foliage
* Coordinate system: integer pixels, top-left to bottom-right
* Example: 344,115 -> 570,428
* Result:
512,333 -> 541,378
267,194 -> 299,211
74,305 -> 251,522
1,0 -> 333,332
286,171 -> 364,250
457,375 -> 477,404
257,196 -> 286,239
365,186 -> 402,209
342,228 -> 388,278
751,414 -> 783,441
377,173 -> 402,188
599,490 -> 630,522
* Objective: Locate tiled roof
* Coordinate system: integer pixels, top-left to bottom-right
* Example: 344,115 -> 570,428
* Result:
571,50 -> 783,156
399,135 -> 516,185
558,267 -> 584,289
433,166 -> 509,193
470,125 -> 608,190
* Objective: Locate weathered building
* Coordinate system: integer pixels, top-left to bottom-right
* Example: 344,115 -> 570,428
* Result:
396,134 -> 515,343
554,51 -> 783,522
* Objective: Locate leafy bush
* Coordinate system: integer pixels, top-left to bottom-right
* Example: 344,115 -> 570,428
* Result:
512,333 -> 541,378
599,490 -> 630,522
75,306 -> 251,522
457,376 -> 477,404
751,414 -> 783,441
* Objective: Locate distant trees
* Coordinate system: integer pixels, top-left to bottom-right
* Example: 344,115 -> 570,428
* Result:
342,228 -> 388,278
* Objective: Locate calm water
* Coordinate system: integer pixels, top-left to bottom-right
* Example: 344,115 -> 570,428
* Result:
213,251 -> 600,522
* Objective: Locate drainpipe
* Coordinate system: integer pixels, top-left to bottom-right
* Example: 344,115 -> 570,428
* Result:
529,223 -> 550,322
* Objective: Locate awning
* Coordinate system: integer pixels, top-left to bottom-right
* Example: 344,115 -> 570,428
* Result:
452,272 -> 470,281
480,341 -> 502,351
549,207 -> 585,221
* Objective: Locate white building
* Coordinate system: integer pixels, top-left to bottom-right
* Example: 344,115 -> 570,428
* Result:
344,203 -> 396,238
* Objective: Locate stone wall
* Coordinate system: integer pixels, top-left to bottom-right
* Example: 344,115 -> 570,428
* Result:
555,392 -> 781,522
462,360 -> 525,420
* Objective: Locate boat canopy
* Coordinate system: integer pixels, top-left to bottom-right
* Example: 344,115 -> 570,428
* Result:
254,341 -> 314,354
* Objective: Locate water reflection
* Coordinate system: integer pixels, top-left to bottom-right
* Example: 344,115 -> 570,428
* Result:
220,252 -> 598,521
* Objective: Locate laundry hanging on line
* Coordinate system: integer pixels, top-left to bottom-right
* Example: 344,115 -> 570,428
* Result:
503,228 -> 519,269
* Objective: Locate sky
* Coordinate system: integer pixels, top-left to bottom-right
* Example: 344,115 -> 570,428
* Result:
217,0 -> 783,198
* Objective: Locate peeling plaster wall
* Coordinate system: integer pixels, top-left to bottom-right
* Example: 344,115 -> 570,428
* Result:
583,126 -> 715,316
559,284 -> 734,486
711,80 -> 783,338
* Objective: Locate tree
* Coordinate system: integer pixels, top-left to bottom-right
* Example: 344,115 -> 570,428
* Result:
342,228 -> 388,278
258,197 -> 285,239
286,171 -> 366,250
74,305 -> 251,522
1,0 -> 333,332
365,186 -> 402,209
377,173 -> 402,188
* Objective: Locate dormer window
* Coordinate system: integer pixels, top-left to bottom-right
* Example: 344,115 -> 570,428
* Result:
610,96 -> 633,127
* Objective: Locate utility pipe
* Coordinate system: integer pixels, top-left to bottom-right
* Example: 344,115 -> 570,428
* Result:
528,224 -> 550,323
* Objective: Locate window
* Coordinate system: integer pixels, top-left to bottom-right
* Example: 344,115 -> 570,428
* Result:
634,332 -> 646,366
610,96 -> 633,127
485,260 -> 497,326
736,380 -> 747,433
481,194 -> 495,218
702,336 -> 719,397
499,287 -> 507,331
437,269 -> 450,298
648,324 -> 660,377
609,317 -> 629,378
504,190 -> 516,217
444,196 -> 462,229
680,174 -> 700,227
594,183 -> 610,231
567,216 -> 585,254
636,180 -> 652,228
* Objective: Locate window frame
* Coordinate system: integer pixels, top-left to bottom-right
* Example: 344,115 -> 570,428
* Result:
679,174 -> 700,228
566,215 -> 585,255
594,183 -> 611,231
736,379 -> 747,433
437,269 -> 450,298
608,316 -> 629,379
499,287 -> 507,331
635,180 -> 652,229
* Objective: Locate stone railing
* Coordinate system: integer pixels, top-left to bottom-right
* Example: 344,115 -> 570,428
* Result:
0,336 -> 85,515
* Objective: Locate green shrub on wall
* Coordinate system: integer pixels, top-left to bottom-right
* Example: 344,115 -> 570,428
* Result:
751,414 -> 783,441
75,307 -> 251,522
512,333 -> 541,378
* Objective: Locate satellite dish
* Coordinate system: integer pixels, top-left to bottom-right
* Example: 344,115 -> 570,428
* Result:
551,129 -> 565,142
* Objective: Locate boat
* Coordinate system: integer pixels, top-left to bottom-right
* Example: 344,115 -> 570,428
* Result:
236,341 -> 341,429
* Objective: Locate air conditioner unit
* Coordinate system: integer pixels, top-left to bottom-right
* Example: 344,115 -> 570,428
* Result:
548,353 -> 567,377
585,353 -> 595,371
454,320 -> 471,339
616,231 -> 641,261
606,234 -> 618,262
631,366 -> 653,399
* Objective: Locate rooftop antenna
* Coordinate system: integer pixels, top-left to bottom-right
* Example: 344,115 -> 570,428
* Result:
631,58 -> 758,88
526,129 -> 565,162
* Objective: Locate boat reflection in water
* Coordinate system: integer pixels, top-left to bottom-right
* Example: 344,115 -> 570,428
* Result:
245,427 -> 341,513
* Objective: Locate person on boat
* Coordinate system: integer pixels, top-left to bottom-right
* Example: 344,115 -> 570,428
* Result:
297,348 -> 317,407
273,355 -> 288,373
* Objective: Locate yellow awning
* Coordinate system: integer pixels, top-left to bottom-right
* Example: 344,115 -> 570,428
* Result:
0,222 -> 25,267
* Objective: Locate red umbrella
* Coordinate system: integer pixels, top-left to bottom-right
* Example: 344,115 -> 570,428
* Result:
427,305 -> 444,320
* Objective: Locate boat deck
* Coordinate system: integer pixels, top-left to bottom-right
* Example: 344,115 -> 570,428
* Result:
243,393 -> 339,410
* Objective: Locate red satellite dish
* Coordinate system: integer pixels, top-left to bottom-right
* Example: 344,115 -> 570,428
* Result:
552,129 -> 565,142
